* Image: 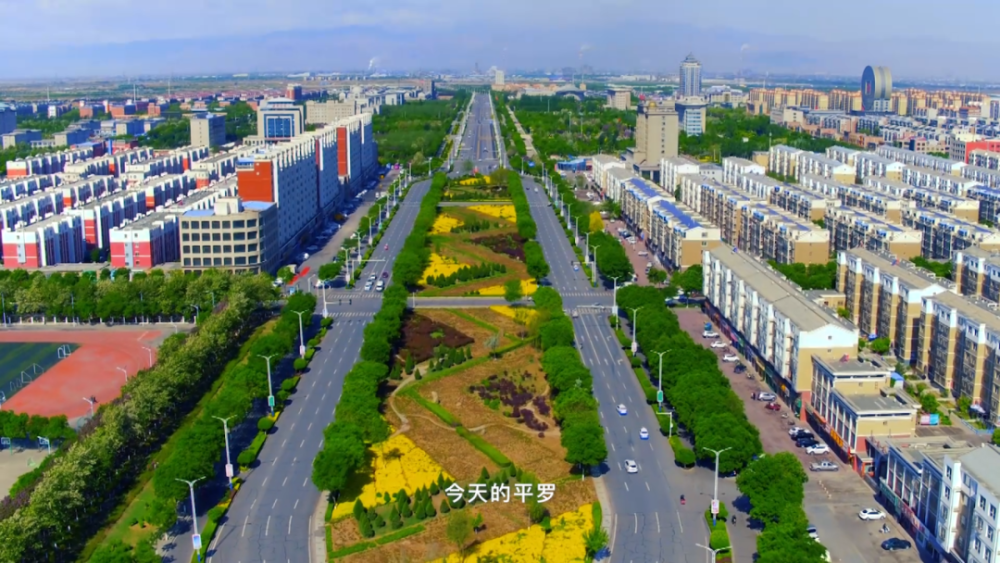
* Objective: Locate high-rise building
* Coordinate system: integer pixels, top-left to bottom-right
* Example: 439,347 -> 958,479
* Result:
190,113 -> 226,148
494,70 -> 505,87
179,197 -> 279,274
679,54 -> 702,98
286,84 -> 303,102
676,97 -> 707,135
0,103 -> 16,135
861,65 -> 893,112
255,98 -> 305,142
606,88 -> 631,111
630,100 -> 678,181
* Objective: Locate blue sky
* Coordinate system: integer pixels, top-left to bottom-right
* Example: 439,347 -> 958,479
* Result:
1,0 -> 996,80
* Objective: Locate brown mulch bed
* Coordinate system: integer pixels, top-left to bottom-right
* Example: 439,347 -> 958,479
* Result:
398,313 -> 474,364
471,233 -> 527,261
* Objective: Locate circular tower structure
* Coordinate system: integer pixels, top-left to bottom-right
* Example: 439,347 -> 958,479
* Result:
861,65 -> 893,111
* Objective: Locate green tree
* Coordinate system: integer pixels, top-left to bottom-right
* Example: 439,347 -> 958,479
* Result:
562,422 -> 608,476
647,268 -> 668,284
503,279 -> 523,303
584,527 -> 610,558
446,508 -> 474,557
671,265 -> 703,294
312,421 -> 367,494
869,337 -> 891,354
920,393 -> 939,414
462,159 -> 475,174
735,452 -> 807,524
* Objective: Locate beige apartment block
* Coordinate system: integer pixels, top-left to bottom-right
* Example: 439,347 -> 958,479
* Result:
837,249 -> 948,362
826,208 -> 922,260
592,154 -> 627,197
900,165 -> 979,196
953,247 -> 1000,302
631,100 -> 678,175
740,203 -> 830,264
732,172 -> 784,201
681,176 -> 760,246
621,175 -> 669,237
963,174 -> 1000,224
796,151 -> 856,183
826,146 -> 861,169
864,177 -> 980,222
703,247 -> 858,415
969,149 -> 1000,171
648,198 -> 721,269
722,156 -> 765,185
856,153 -> 905,181
751,151 -> 769,169
917,291 -> 1000,406
768,182 -> 833,222
877,145 -> 967,176
810,356 -> 918,458
179,197 -> 279,274
902,207 -> 1000,260
768,145 -> 802,178
660,156 -> 702,192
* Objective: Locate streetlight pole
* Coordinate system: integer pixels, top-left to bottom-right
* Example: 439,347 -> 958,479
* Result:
585,232 -> 591,263
589,245 -> 600,286
190,304 -> 200,323
293,310 -> 307,358
627,306 -> 642,355
117,366 -> 128,384
177,477 -> 205,562
322,282 -> 329,318
258,354 -> 277,415
82,397 -> 96,418
342,248 -> 351,281
609,275 -> 621,326
212,416 -> 235,490
704,446 -> 732,526
696,543 -> 730,563
141,346 -> 153,368
654,350 -> 670,412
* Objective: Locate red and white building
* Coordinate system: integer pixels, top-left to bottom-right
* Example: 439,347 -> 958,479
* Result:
122,147 -> 208,186
109,212 -> 180,270
4,146 -> 94,178
131,174 -> 197,211
66,190 -> 145,250
0,191 -> 63,232
0,175 -> 58,204
336,116 -> 364,194
2,214 -> 85,268
190,149 -> 252,188
949,133 -> 1000,164
56,176 -> 120,210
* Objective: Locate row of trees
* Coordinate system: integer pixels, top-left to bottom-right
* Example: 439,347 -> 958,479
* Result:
374,93 -> 471,166
768,260 -> 838,291
0,273 -> 278,561
506,173 -> 549,281
425,263 -> 505,288
616,285 -> 763,474
736,452 -> 829,562
512,96 -> 635,158
312,173 -> 450,495
0,267 -> 236,323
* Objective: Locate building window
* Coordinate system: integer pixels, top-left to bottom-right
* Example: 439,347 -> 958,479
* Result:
222,221 -> 230,229
182,233 -> 189,242
181,221 -> 189,228
234,220 -> 245,228
201,221 -> 209,229
213,245 -> 221,254
223,257 -> 232,266
991,505 -> 997,519
235,244 -> 246,253
249,255 -> 258,264
183,258 -> 190,266
249,244 -> 258,252
222,233 -> 231,241
212,221 -> 220,229
983,496 -> 989,511
947,467 -> 952,480
234,232 -> 246,241
201,245 -> 210,254
248,219 -> 257,227
182,246 -> 190,253
223,245 -> 232,253
235,256 -> 247,265
248,231 -> 257,240
212,233 -> 221,242
193,257 -> 201,266
213,257 -> 222,266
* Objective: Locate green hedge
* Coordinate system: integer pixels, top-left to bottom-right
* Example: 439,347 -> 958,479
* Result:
456,427 -> 513,467
281,375 -> 301,393
631,367 -> 658,405
238,431 -> 267,467
669,436 -> 696,468
329,524 -> 425,559
405,391 -> 460,427
703,505 -> 731,551
593,501 -> 602,528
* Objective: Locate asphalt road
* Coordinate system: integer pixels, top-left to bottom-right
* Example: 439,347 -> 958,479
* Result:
523,175 -> 708,563
165,178 -> 433,563
456,92 -> 499,173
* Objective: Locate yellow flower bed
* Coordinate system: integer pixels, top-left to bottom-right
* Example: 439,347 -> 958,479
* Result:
435,504 -> 593,563
420,253 -> 465,284
478,279 -> 538,296
490,305 -> 537,325
431,214 -> 464,234
469,204 -> 517,221
331,434 -> 450,519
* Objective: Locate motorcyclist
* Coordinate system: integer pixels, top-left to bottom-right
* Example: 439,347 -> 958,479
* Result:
384,243 -> 388,251
680,495 -> 685,504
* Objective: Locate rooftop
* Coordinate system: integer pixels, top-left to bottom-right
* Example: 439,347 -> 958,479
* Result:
835,387 -> 918,415
812,354 -> 892,376
843,248 -> 947,290
930,290 -> 1000,334
654,199 -> 705,230
119,211 -> 176,230
958,445 -> 1000,495
881,435 -> 976,469
626,176 -> 667,201
827,207 -> 907,233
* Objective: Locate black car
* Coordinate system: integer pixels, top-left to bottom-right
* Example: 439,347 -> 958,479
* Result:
734,363 -> 747,373
796,438 -> 820,448
881,538 -> 912,551
791,430 -> 814,440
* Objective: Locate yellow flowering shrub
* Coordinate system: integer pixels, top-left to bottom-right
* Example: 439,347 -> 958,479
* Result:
478,279 -> 538,296
435,504 -> 593,563
469,204 -> 517,221
431,215 -> 464,234
420,253 -> 465,284
490,306 -> 537,325
331,434 -> 451,519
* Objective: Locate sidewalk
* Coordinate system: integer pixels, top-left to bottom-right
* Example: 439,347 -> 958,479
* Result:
505,105 -> 537,158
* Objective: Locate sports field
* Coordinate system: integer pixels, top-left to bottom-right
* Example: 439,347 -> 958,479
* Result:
0,342 -> 75,402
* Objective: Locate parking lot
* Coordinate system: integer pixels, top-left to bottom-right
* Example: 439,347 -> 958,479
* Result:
675,308 -> 925,563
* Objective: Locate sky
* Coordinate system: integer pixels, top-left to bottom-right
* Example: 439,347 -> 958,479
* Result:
1,0 -> 998,80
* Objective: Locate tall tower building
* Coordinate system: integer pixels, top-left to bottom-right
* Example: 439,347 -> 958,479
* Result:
679,54 -> 702,98
631,100 -> 679,181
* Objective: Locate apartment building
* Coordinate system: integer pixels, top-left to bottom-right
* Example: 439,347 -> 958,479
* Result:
0,191 -> 63,234
630,100 -> 679,180
722,156 -> 765,185
1,129 -> 42,149
752,177 -> 833,222
53,176 -> 119,210
131,174 -> 197,211
796,151 -> 856,183
189,148 -> 254,188
902,207 -> 1000,259
0,103 -> 15,135
5,146 -> 96,178
591,154 -> 626,197
949,134 -> 1000,164
0,175 -> 58,205
864,177 -> 980,221
768,144 -> 802,178
703,246 -> 859,416
837,183 -> 910,223
190,113 -> 226,148
253,98 -> 305,142
179,197 -> 278,274
969,150 -> 1000,171
825,146 -> 861,168
857,152 -> 906,181
838,248 -> 948,361
605,167 -> 635,204
740,203 -> 830,264
878,145 -> 967,176
900,165 -> 979,196
660,156 -> 703,192
826,208 -> 922,260
964,166 -> 1000,191
305,98 -> 372,124
606,88 -> 631,111
109,212 -> 180,270
66,189 -> 146,251
810,355 -> 918,468
1,214 -> 85,268
621,176 -> 667,237
680,175 -> 760,245
647,198 -> 721,270
955,247 -> 1000,302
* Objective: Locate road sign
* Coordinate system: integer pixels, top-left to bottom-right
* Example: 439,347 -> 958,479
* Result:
631,341 -> 638,355
268,395 -> 275,408
657,390 -> 664,404
225,463 -> 234,478
299,344 -> 306,357
611,306 -> 619,317
192,534 -> 202,550
711,500 -> 720,515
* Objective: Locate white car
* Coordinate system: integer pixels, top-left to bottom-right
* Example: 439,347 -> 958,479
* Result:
375,280 -> 384,292
722,354 -> 739,362
639,427 -> 649,440
789,426 -> 806,436
624,459 -> 639,474
710,341 -> 727,349
369,274 -> 377,282
859,508 -> 886,521
806,444 -> 830,455
364,282 -> 373,292
617,404 -> 628,416
757,392 -> 777,402
703,331 -> 720,338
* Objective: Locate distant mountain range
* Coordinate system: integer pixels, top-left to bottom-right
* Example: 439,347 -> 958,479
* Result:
1,23 -> 996,82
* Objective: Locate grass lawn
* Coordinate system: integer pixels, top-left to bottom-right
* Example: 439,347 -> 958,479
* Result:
0,342 -> 76,399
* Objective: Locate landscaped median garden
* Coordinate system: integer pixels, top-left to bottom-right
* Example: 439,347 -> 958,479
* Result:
311,170 -> 607,561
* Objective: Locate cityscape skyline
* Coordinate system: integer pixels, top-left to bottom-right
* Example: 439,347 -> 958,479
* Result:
2,0 -> 1000,80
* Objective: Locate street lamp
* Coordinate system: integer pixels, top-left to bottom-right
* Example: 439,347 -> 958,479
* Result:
589,245 -> 601,286
627,306 -> 643,355
82,397 -> 96,418
190,304 -> 200,323
654,350 -> 670,412
609,275 -> 621,326
704,446 -> 732,526
258,354 -> 277,415
177,477 -> 205,562
696,543 -> 730,563
342,248 -> 352,281
141,346 -> 154,368
212,416 -> 235,490
293,310 -> 308,357
117,366 -> 128,384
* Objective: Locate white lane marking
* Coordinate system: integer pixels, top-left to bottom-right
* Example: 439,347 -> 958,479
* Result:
645,482 -> 650,491
209,523 -> 225,556
300,439 -> 306,448
295,499 -> 300,509
600,410 -> 604,419
265,515 -> 271,536
677,511 -> 684,532
656,512 -> 661,533
610,442 -> 615,452
262,477 -> 268,487
303,478 -> 308,487
241,515 -> 249,537
321,393 -> 326,401
298,406 -> 303,415
307,422 -> 313,431
281,439 -> 287,448
282,476 -> 288,487
288,515 -> 293,535
272,498 -> 278,508
634,513 -> 638,534
624,481 -> 629,492
290,423 -> 295,431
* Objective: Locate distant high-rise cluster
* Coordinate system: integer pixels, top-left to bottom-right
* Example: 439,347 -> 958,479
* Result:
676,54 -> 707,136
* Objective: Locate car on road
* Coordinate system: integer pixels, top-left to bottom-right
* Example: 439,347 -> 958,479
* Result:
382,272 -> 389,279
765,402 -> 781,411
639,427 -> 649,440
364,282 -> 373,291
791,432 -> 815,443
703,330 -> 720,338
375,280 -> 384,292
624,459 -> 638,474
757,392 -> 777,402
617,404 -> 628,416
722,354 -> 739,362
368,274 -> 377,282
859,508 -> 887,521
710,341 -> 727,348
573,263 -> 579,271
806,444 -> 830,455
810,461 -> 839,472
807,525 -> 819,539
638,251 -> 648,256
881,538 -> 911,551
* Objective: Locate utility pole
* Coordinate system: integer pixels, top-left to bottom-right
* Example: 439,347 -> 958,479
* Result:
293,311 -> 307,357
609,276 -> 621,326
654,350 -> 670,412
589,245 -> 600,286
705,447 -> 732,526
213,416 -> 235,490
177,477 -> 206,561
258,355 -> 277,415
627,306 -> 642,355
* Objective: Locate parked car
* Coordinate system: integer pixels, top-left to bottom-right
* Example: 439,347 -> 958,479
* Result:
810,461 -> 839,472
375,280 -> 384,292
722,354 -> 739,362
734,363 -> 747,373
624,459 -> 639,474
757,392 -> 777,402
806,444 -> 830,455
881,538 -> 911,551
807,525 -> 819,539
703,331 -> 720,338
364,282 -> 373,291
796,438 -> 820,448
710,341 -> 727,349
789,426 -> 806,436
859,508 -> 887,521
765,402 -> 781,411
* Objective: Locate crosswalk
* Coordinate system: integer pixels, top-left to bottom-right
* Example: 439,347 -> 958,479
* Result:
324,292 -> 380,301
560,291 -> 607,297
332,311 -> 374,318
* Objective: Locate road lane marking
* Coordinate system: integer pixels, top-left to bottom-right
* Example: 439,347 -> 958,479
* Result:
272,498 -> 278,508
298,406 -> 303,415
611,513 -> 618,554
265,515 -> 271,536
295,499 -> 300,509
209,522 -> 225,555
262,477 -> 268,487
288,516 -> 293,535
241,515 -> 249,537
282,476 -> 288,487
307,422 -> 313,431
315,407 -> 320,415
634,513 -> 638,534
624,481 -> 629,492
300,439 -> 306,448
610,443 -> 615,451
281,439 -> 287,448
645,482 -> 650,491
303,478 -> 308,487
250,498 -> 257,509
655,512 -> 660,533
677,511 -> 684,532
290,423 -> 295,431
321,393 -> 326,401
600,410 -> 604,419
